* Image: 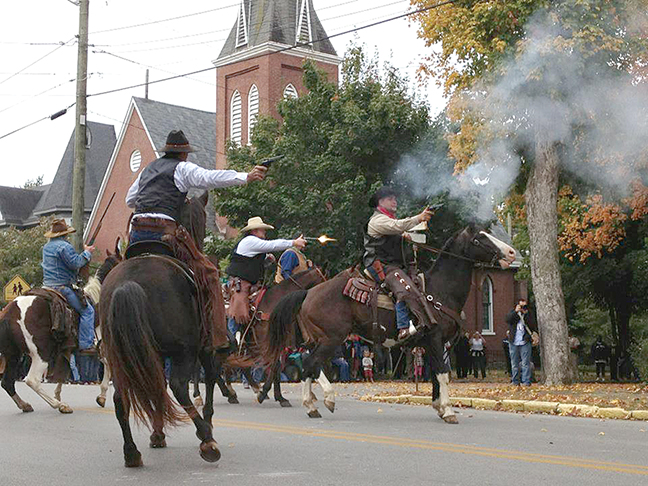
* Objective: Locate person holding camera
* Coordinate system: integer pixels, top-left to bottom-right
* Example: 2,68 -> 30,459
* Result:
505,299 -> 534,386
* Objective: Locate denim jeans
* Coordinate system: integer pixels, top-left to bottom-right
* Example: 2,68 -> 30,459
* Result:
395,301 -> 410,330
227,317 -> 239,341
332,357 -> 350,382
509,342 -> 532,385
56,285 -> 95,350
129,229 -> 163,244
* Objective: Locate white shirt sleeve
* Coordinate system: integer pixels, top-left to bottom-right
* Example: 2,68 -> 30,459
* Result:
174,162 -> 248,193
125,174 -> 141,208
236,235 -> 295,257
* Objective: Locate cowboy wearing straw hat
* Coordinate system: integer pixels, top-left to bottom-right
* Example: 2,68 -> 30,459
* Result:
226,217 -> 307,341
125,129 -> 268,351
42,219 -> 97,354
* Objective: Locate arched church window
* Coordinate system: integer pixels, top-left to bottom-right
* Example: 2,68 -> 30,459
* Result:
230,90 -> 242,145
482,276 -> 494,333
283,83 -> 298,99
296,0 -> 312,45
129,150 -> 141,172
248,84 -> 259,144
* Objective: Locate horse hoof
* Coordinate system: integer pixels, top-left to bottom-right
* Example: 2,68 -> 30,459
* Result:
21,404 -> 34,413
307,410 -> 321,419
199,440 -> 221,463
257,392 -> 268,404
59,404 -> 73,414
443,415 -> 459,424
324,400 -> 335,413
194,396 -> 204,408
279,399 -> 292,408
228,396 -> 239,404
124,451 -> 143,468
149,433 -> 167,449
96,396 -> 106,408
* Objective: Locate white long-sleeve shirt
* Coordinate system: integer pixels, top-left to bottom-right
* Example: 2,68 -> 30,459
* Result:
367,211 -> 422,237
235,235 -> 295,257
125,161 -> 249,221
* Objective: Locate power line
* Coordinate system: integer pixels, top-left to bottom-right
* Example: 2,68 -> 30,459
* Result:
87,0 -> 460,99
0,103 -> 75,141
0,38 -> 76,87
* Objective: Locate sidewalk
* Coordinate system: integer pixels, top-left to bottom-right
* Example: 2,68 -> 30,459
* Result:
329,373 -> 648,420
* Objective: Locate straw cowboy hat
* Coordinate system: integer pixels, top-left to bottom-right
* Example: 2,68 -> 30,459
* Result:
160,129 -> 195,153
44,219 -> 76,238
241,217 -> 274,232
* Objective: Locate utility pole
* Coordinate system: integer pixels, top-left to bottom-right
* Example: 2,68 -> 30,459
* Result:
145,68 -> 149,99
71,0 -> 89,251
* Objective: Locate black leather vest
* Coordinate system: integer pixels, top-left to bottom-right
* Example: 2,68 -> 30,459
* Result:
134,156 -> 187,220
362,230 -> 405,268
226,249 -> 266,284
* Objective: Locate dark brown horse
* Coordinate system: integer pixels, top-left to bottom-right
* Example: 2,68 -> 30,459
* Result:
99,194 -> 226,467
264,224 -> 516,423
0,246 -> 122,414
207,266 -> 327,407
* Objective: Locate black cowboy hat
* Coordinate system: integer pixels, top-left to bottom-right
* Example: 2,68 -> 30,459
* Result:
160,130 -> 195,153
368,186 -> 397,208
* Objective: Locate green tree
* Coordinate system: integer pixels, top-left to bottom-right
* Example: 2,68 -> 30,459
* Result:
213,48 -> 430,273
0,221 -> 48,305
411,0 -> 648,384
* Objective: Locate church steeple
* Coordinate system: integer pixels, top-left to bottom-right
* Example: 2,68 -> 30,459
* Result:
218,0 -> 336,60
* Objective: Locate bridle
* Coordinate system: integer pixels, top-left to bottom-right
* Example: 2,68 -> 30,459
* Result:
415,233 -> 503,266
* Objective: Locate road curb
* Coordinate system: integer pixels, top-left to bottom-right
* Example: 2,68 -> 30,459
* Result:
367,394 -> 648,421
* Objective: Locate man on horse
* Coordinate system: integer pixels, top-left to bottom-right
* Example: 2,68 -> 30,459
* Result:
226,217 -> 307,341
274,244 -> 312,283
363,186 -> 435,340
41,219 -> 97,355
125,129 -> 267,351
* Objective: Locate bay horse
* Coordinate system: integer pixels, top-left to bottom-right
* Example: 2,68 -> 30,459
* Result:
0,245 -> 122,414
264,224 -> 516,423
99,194 -> 226,467
205,266 -> 326,407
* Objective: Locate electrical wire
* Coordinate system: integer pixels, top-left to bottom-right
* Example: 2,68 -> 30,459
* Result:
0,38 -> 76,87
0,102 -> 75,141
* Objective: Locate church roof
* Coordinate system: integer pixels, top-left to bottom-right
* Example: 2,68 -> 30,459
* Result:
133,97 -> 216,170
33,121 -> 116,216
0,186 -> 47,226
218,0 -> 337,60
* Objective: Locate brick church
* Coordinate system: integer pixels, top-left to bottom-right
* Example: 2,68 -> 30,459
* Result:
84,0 -> 523,364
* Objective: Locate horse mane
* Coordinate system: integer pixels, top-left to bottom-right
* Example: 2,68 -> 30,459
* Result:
179,195 -> 207,250
84,276 -> 102,305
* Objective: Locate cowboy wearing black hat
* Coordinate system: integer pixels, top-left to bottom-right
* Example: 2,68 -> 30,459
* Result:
363,186 -> 434,340
125,130 -> 267,351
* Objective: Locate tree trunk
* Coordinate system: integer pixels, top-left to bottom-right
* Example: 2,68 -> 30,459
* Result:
525,139 -> 573,385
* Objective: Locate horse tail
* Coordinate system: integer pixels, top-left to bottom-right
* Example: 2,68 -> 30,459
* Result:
263,290 -> 308,364
103,281 -> 183,428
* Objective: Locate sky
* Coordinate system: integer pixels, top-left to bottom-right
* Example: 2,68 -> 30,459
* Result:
0,0 -> 446,188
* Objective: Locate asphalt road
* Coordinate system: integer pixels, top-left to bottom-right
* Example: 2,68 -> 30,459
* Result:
0,382 -> 647,486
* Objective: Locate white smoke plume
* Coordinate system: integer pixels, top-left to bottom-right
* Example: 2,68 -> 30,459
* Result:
398,2 -> 648,220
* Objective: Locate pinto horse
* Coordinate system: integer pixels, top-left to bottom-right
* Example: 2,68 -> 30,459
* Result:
0,246 -> 121,414
264,224 -> 517,423
99,194 -> 226,467
206,266 -> 326,407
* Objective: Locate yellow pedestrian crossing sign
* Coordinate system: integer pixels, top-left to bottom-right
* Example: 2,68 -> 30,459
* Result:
4,275 -> 30,302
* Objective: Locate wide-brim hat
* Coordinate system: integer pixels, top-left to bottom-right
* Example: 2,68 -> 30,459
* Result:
241,217 -> 274,232
160,129 -> 195,153
369,185 -> 397,208
44,218 -> 76,238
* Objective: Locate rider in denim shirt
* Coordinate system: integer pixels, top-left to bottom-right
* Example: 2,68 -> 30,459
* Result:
42,219 -> 96,353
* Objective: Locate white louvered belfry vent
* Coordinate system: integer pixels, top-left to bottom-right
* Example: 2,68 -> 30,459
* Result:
283,83 -> 298,99
129,150 -> 142,172
235,1 -> 248,48
231,90 -> 242,145
296,0 -> 312,45
248,84 -> 259,144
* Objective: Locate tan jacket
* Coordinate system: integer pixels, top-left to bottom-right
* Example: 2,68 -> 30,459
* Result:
274,248 -> 309,283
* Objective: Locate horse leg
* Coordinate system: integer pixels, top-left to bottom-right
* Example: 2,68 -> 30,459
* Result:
113,387 -> 142,467
224,369 -> 239,404
315,370 -> 336,413
96,356 -> 110,408
428,332 -> 457,424
193,363 -> 203,408
1,354 -> 33,413
257,365 -> 272,404
307,343 -> 337,413
149,414 -> 167,449
54,382 -> 63,402
242,367 -> 260,394
272,361 -> 291,407
199,350 -> 216,426
301,377 -> 320,418
24,354 -> 72,414
168,356 -> 220,463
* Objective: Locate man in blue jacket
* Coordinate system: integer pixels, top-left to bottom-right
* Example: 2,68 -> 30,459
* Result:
41,219 -> 96,354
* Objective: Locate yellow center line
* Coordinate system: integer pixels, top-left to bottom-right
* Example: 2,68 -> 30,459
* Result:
80,407 -> 648,476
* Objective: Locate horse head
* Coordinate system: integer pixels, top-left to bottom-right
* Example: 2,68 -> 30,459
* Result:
179,191 -> 208,251
451,223 -> 517,268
